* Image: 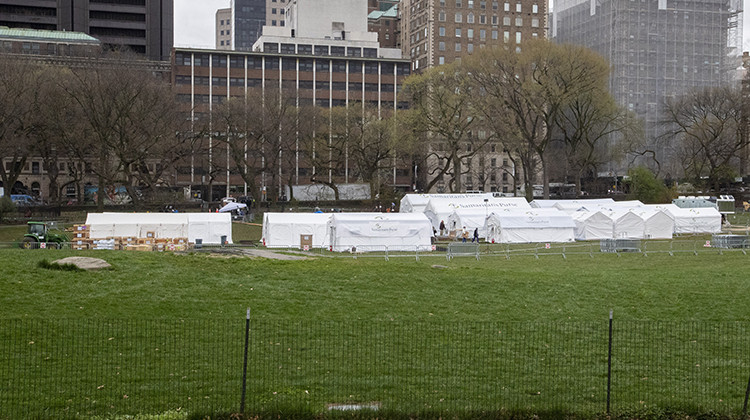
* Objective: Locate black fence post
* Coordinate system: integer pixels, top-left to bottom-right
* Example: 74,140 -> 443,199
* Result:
607,309 -> 613,415
240,308 -> 250,414
743,367 -> 750,418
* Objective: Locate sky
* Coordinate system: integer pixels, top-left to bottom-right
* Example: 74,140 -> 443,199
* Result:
174,0 -> 750,52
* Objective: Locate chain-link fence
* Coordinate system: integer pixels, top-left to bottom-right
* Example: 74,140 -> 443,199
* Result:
2,318 -> 750,419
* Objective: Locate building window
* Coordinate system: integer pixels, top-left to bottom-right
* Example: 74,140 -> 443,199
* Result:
456,0 -> 462,6
467,12 -> 474,23
516,3 -> 522,12
515,17 -> 522,26
455,42 -> 461,51
480,14 -> 486,23
467,28 -> 474,38
439,10 -> 446,21
531,17 -> 539,27
298,44 -> 312,54
220,40 -> 224,46
492,15 -> 498,24
515,32 -> 521,43
532,3 -> 539,13
503,16 -> 511,25
439,56 -> 445,64
316,60 -> 330,72
468,0 -> 474,7
314,45 -> 329,56
503,30 -> 509,42
439,41 -> 446,50
504,2 -> 510,11
456,28 -> 461,37
493,1 -> 499,9
455,12 -> 462,22
492,30 -> 499,39
467,43 -> 474,53
480,29 -> 486,39
439,26 -> 446,36
280,43 -> 295,54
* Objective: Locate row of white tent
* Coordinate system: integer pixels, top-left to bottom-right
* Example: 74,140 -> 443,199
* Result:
262,212 -> 434,252
400,194 -> 722,243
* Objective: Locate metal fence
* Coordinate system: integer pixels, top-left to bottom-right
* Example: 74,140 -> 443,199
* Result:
2,318 -> 750,419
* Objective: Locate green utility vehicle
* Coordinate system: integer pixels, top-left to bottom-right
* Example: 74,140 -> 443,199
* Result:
20,221 -> 69,249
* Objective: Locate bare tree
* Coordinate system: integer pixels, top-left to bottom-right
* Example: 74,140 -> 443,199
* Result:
402,62 -> 488,192
466,40 -> 610,199
0,58 -> 40,197
662,86 -> 743,191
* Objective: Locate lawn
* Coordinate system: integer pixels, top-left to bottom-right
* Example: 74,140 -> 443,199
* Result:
2,247 -> 750,419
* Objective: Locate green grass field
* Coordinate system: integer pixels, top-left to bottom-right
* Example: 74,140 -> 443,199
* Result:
2,244 -> 750,419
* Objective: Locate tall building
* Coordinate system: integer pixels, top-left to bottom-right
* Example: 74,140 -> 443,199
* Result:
0,0 -> 172,61
368,2 -> 400,48
553,0 -> 742,171
230,0 -> 287,51
400,0 -> 547,72
173,0 -> 411,200
216,8 -> 232,50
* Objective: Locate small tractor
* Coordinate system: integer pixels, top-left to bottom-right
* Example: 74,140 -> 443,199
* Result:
20,221 -> 69,249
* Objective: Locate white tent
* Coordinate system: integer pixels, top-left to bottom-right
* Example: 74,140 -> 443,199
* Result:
423,196 -> 530,231
646,204 -> 720,235
570,210 -> 615,241
446,208 -> 493,238
634,208 -> 674,239
262,212 -> 331,248
185,213 -> 233,244
399,193 -> 494,214
86,212 -> 232,244
328,213 -> 433,252
604,209 -> 645,239
531,198 -> 615,208
484,209 -> 576,244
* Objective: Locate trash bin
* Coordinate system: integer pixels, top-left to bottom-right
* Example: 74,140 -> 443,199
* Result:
195,238 -> 203,249
221,235 -> 227,246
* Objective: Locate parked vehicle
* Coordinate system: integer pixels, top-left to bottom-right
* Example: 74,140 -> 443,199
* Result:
20,221 -> 69,249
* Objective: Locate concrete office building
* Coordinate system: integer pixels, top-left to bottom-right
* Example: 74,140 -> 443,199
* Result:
553,0 -> 742,172
0,0 -> 172,61
173,0 -> 412,200
216,8 -> 232,50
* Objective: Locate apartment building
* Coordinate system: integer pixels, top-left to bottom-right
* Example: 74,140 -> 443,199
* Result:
0,0 -> 173,61
229,0 -> 287,51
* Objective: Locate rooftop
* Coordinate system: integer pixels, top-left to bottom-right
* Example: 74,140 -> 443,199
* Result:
368,4 -> 398,20
0,26 -> 100,44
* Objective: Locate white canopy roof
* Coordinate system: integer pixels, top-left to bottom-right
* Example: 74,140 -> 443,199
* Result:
399,193 -> 494,213
485,208 -> 576,244
570,210 -> 615,240
86,212 -> 232,244
262,212 -> 331,248
645,204 -> 721,234
328,213 -> 433,252
531,198 -> 615,208
423,196 -> 530,230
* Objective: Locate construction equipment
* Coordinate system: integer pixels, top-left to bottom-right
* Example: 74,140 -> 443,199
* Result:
20,221 -> 68,249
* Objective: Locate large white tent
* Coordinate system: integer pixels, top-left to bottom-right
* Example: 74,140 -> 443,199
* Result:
85,212 -> 232,244
423,196 -> 531,231
262,212 -> 331,248
570,210 -> 615,241
328,213 -> 433,252
646,204 -> 721,234
484,209 -> 576,244
446,208 -> 492,238
531,198 -> 615,208
399,193 -> 494,214
603,208 -> 672,239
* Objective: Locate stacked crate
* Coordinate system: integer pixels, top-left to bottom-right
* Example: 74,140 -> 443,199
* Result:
71,225 -> 90,250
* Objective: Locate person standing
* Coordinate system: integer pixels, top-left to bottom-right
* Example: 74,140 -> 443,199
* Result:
472,228 -> 479,243
439,220 -> 446,236
461,226 -> 469,243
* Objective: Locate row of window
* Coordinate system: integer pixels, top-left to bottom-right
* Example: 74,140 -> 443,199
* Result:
438,10 -> 540,24
174,52 -> 411,75
177,94 -> 407,109
438,0 -> 540,13
263,42 -> 378,58
175,76 -> 399,92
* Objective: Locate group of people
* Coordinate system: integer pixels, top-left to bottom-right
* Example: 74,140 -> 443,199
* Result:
437,220 -> 479,243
